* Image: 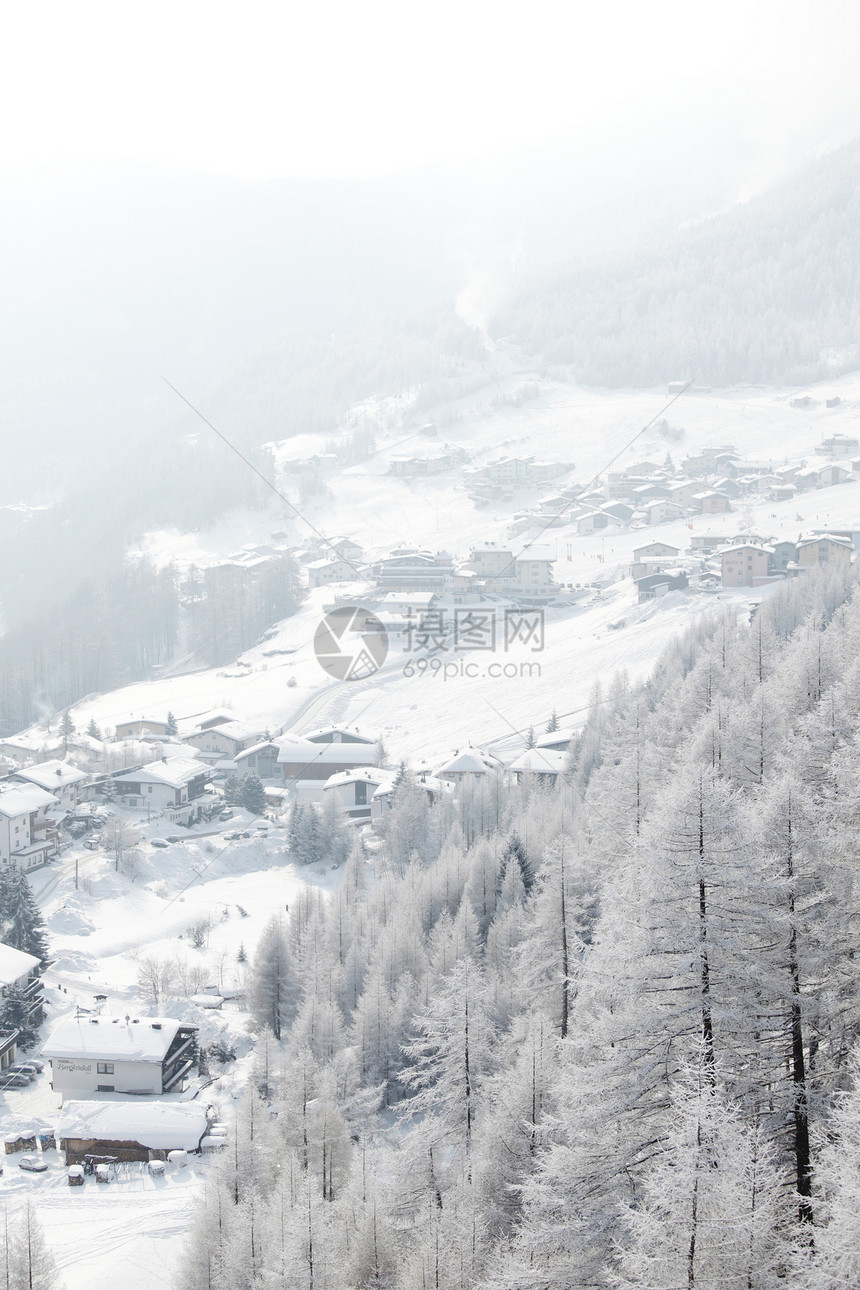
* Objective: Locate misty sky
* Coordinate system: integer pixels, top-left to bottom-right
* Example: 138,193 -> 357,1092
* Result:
4,0 -> 860,184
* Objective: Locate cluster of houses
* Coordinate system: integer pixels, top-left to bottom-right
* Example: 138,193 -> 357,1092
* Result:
631,528 -> 856,602
0,961 -> 214,1163
297,423 -> 860,616
0,706 -> 577,875
509,436 -> 860,540
306,539 -> 561,607
0,718 -> 578,1164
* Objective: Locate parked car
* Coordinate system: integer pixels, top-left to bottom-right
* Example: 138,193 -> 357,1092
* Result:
22,1059 -> 44,1073
222,830 -> 241,841
1,1073 -> 31,1088
18,1156 -> 48,1173
219,810 -> 234,821
150,838 -> 169,849
83,838 -> 100,851
166,835 -> 184,843
8,1064 -> 37,1081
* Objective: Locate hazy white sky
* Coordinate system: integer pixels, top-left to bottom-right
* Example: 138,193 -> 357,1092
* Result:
2,0 -> 860,181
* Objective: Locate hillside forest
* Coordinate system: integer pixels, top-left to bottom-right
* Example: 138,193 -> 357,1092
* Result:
176,564 -> 860,1289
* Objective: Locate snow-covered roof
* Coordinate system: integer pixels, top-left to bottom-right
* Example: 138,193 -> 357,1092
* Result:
0,732 -> 63,754
323,768 -> 394,791
56,1100 -> 209,1151
113,758 -> 208,789
371,773 -> 451,800
14,760 -> 87,791
718,544 -> 774,556
513,543 -> 556,562
0,942 -> 40,987
234,740 -> 279,762
277,739 -> 378,767
300,727 -> 377,745
633,542 -> 680,557
797,533 -> 853,549
306,556 -> 351,570
0,785 -> 58,818
508,748 -> 568,775
435,750 -> 496,776
535,728 -> 574,750
43,1015 -> 192,1063
191,720 -> 264,743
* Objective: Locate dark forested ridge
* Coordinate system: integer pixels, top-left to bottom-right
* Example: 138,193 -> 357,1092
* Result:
492,136 -> 860,387
0,554 -> 302,735
185,566 -> 860,1287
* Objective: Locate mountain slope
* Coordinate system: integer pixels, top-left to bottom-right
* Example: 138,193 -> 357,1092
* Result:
491,137 -> 860,386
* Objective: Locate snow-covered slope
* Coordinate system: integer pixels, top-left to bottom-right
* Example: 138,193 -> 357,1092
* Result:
68,369 -> 860,765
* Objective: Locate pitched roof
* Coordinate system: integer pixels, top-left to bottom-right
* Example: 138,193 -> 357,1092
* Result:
508,748 -> 568,775
299,726 -> 377,745
43,1014 -> 192,1063
113,758 -> 208,789
277,738 -> 378,767
14,761 -> 87,791
435,750 -> 496,775
323,768 -> 395,790
0,785 -> 58,818
797,534 -> 853,550
0,942 -> 40,987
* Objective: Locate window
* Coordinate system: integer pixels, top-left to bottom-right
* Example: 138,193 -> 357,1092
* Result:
97,1062 -> 114,1075
97,1085 -> 114,1092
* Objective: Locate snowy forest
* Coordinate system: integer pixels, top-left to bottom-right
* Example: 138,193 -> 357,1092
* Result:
492,138 -> 860,387
181,565 -> 860,1289
0,554 -> 302,735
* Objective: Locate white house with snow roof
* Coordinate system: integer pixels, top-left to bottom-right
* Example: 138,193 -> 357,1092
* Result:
434,749 -> 501,783
56,1099 -> 212,1164
184,720 -> 266,763
0,732 -> 64,766
322,768 -> 395,822
43,1014 -> 198,1101
111,759 -> 214,824
508,748 -> 568,782
13,760 -> 89,808
0,784 -> 60,870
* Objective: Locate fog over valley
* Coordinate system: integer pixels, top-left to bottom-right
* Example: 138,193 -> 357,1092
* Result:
2,3 -> 860,1286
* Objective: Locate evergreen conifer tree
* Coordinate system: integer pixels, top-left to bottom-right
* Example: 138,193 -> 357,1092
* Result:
0,868 -> 49,963
240,772 -> 267,816
60,709 -> 75,753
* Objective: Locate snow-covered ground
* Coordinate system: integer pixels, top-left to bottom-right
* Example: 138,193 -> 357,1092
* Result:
0,822 -> 347,1287
9,369 -> 860,1282
74,369 -> 860,765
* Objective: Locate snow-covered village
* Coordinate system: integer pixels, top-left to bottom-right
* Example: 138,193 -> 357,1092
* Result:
4,7 -> 860,1288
